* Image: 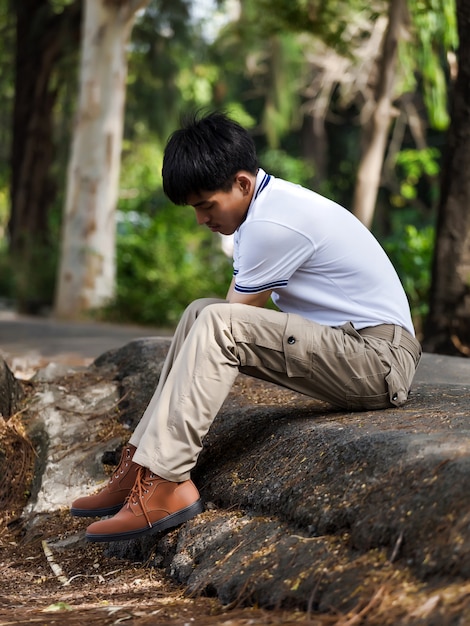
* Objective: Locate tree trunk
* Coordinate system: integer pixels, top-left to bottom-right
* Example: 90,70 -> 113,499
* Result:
0,359 -> 24,421
422,0 -> 470,356
301,114 -> 328,185
352,0 -> 406,229
54,0 -> 150,319
9,0 -> 81,312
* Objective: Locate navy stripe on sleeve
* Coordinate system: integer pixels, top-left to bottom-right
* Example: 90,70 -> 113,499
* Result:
234,279 -> 287,293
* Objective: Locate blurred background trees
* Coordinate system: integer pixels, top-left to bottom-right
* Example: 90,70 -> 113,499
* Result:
1,0 -> 468,354
423,0 -> 470,354
55,0 -> 151,318
7,0 -> 81,313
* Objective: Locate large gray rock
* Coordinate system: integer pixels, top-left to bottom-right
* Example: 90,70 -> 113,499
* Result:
24,371 -> 122,515
94,338 -> 172,431
92,339 -> 470,621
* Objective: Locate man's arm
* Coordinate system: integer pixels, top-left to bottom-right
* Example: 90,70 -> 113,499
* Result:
225,276 -> 236,301
226,277 -> 272,307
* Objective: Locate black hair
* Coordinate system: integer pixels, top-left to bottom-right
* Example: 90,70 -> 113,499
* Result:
162,111 -> 258,205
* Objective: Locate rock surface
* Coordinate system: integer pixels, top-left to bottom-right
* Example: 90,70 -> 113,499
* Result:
20,338 -> 470,622
25,370 -> 123,515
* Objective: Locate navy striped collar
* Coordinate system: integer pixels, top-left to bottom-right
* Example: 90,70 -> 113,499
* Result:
237,170 -> 272,232
254,170 -> 271,200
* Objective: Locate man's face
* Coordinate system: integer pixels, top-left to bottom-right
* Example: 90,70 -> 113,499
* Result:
186,172 -> 255,236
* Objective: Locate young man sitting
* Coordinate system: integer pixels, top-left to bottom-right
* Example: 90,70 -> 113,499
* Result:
71,111 -> 421,542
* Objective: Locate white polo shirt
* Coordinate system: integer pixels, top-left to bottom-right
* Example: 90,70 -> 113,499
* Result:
233,169 -> 415,336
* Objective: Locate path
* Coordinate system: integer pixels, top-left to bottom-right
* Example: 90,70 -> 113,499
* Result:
0,311 -> 172,378
0,310 -> 469,384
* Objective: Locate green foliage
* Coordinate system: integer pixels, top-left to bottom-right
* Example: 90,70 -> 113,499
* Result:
119,140 -> 164,207
260,35 -> 306,149
0,235 -> 58,313
391,147 -> 441,205
222,104 -> 256,129
406,0 -> 458,130
177,63 -> 219,106
106,136 -> 231,327
250,0 -> 383,54
380,147 -> 438,330
211,13 -> 307,150
259,148 -> 315,186
383,224 -> 435,329
0,188 -> 9,239
49,0 -> 75,12
126,0 -> 195,141
109,203 -> 232,327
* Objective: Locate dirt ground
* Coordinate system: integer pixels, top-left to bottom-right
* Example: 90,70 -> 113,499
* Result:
0,379 -> 410,626
0,417 -> 321,626
0,355 -> 345,626
0,511 -> 321,626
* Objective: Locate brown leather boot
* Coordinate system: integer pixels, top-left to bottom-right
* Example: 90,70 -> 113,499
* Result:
85,466 -> 203,542
71,444 -> 139,517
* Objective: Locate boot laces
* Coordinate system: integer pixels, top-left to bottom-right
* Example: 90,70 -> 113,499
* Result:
110,446 -> 132,483
128,466 -> 158,528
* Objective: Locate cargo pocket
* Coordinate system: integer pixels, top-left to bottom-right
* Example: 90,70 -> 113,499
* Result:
283,314 -> 315,378
230,305 -> 288,373
385,365 -> 410,406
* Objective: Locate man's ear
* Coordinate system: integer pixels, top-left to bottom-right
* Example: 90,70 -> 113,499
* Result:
235,172 -> 255,196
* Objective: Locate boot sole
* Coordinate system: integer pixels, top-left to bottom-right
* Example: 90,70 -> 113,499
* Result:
85,499 -> 204,542
71,503 -> 124,518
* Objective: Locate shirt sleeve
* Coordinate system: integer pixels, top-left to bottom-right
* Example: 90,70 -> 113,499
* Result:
234,220 -> 314,294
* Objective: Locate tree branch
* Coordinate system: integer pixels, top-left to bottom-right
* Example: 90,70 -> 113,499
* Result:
104,0 -> 150,23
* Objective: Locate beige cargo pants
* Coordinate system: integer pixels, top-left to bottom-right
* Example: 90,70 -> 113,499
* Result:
130,298 -> 421,481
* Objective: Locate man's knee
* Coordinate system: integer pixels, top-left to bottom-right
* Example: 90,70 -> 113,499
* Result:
195,300 -> 231,325
183,297 -> 225,320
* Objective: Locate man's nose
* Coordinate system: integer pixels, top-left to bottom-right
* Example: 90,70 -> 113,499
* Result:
195,209 -> 209,225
